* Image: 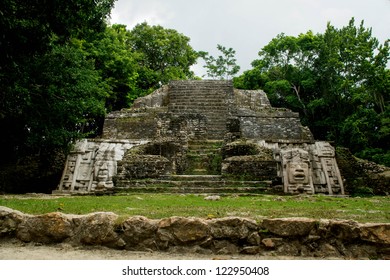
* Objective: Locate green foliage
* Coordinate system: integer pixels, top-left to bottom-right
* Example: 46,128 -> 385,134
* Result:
0,2 -> 201,192
356,148 -> 390,167
0,0 -> 115,193
235,18 -> 390,165
0,4 -> 199,167
79,24 -> 139,111
74,22 -> 199,110
200,44 -> 240,80
0,0 -> 114,159
26,43 -> 107,150
129,22 -> 198,93
208,153 -> 223,175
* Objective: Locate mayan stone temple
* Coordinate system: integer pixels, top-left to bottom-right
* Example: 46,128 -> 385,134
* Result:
55,80 -> 344,195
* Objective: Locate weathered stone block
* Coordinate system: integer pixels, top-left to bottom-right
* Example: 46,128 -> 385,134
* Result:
222,156 -> 277,180
71,212 -> 124,248
0,206 -> 25,236
120,216 -> 158,249
17,212 -> 73,243
208,217 -> 258,240
116,155 -> 170,179
213,239 -> 239,254
359,223 -> 390,245
157,217 -> 210,245
326,220 -> 361,240
261,218 -> 318,237
262,237 -> 285,249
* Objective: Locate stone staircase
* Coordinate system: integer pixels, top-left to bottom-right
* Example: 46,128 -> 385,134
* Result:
184,140 -> 223,175
168,80 -> 233,139
111,81 -> 276,195
113,139 -> 275,195
114,175 -> 272,194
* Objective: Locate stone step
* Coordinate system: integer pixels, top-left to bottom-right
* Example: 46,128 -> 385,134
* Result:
168,98 -> 227,102
169,104 -> 227,108
207,124 -> 226,127
115,179 -> 271,187
169,96 -> 227,100
186,151 -> 220,156
188,142 -> 222,150
187,146 -> 222,151
188,147 -> 222,152
169,98 -> 227,102
201,127 -> 226,131
114,180 -> 272,194
188,142 -> 222,147
208,136 -> 225,140
169,106 -> 226,110
170,100 -> 227,104
169,89 -> 232,94
114,186 -> 269,194
186,169 -> 210,175
186,150 -> 222,155
208,132 -> 226,136
170,101 -> 228,104
170,99 -> 228,102
160,175 -> 223,181
168,107 -> 227,112
185,138 -> 222,176
189,140 -> 224,144
169,99 -> 227,103
188,148 -> 222,151
169,89 -> 231,93
206,122 -> 227,125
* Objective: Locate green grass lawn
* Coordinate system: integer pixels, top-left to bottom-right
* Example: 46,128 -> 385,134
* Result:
1,194 -> 389,223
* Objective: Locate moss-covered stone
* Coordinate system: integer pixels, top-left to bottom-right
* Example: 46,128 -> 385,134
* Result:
336,147 -> 390,196
116,155 -> 170,179
222,155 -> 278,181
221,140 -> 273,160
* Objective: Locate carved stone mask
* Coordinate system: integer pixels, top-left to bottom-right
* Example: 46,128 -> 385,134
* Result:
287,162 -> 309,184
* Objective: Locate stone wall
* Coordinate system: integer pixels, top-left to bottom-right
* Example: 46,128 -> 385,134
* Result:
115,140 -> 188,180
102,108 -> 166,140
221,141 -> 277,180
221,156 -> 278,181
132,85 -> 169,108
234,89 -> 271,110
233,108 -> 314,142
1,206 -> 389,259
157,113 -> 208,141
336,147 -> 390,196
115,155 -> 170,179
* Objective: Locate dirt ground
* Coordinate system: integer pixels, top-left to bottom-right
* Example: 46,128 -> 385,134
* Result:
0,239 -> 327,260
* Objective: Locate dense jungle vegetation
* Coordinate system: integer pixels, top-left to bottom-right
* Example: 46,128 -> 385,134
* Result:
0,0 -> 388,193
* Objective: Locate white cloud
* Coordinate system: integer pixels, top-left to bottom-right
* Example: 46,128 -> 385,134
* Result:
110,0 -> 174,28
111,0 -> 390,77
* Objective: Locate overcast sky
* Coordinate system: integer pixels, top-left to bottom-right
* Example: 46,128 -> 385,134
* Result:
110,0 -> 390,77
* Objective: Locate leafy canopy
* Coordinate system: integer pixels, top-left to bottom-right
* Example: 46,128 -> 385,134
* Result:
200,44 -> 240,80
129,22 -> 198,93
234,18 -> 389,165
